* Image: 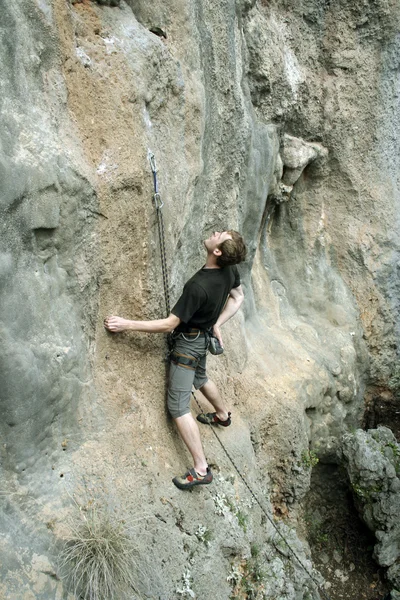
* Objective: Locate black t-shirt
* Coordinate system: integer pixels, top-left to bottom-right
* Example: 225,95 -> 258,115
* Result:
171,265 -> 240,331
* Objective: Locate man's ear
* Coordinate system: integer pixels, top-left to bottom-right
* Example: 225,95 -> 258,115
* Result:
213,247 -> 222,257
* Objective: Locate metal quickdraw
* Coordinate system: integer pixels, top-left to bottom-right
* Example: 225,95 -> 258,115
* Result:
148,150 -> 173,353
148,150 -> 170,317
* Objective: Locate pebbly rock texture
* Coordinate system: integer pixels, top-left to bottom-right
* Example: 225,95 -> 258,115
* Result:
0,0 -> 399,597
342,427 -> 400,591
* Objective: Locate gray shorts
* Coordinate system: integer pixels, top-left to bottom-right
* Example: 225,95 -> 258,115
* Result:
167,332 -> 209,418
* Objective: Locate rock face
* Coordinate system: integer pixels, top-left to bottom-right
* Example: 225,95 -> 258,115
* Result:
0,0 -> 399,598
342,427 -> 400,591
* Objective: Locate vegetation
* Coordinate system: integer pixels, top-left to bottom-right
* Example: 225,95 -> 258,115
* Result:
195,524 -> 212,546
214,492 -> 249,532
228,551 -> 267,599
301,449 -> 319,469
176,570 -> 195,598
304,512 -> 329,547
382,441 -> 400,474
352,481 -> 383,502
236,508 -> 249,532
58,504 -> 138,600
388,367 -> 400,391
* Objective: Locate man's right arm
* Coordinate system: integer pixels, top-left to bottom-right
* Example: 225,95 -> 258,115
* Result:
104,313 -> 181,333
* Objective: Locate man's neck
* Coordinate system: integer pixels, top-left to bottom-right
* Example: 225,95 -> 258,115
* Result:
204,254 -> 220,269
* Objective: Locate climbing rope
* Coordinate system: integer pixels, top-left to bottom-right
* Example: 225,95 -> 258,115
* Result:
192,391 -> 332,600
148,150 -> 171,317
148,153 -> 332,600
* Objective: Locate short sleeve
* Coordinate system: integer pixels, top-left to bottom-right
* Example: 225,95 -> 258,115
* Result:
171,281 -> 207,324
232,265 -> 240,288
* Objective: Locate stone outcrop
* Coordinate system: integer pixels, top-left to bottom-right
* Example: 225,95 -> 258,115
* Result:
343,427 -> 400,591
0,0 -> 399,597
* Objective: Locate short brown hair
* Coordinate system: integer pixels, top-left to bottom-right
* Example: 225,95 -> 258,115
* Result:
216,230 -> 247,267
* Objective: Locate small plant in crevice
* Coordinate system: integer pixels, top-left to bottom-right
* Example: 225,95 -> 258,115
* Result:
212,493 -> 249,532
195,524 -> 212,546
176,569 -> 195,598
351,480 -> 383,503
300,449 -> 319,469
304,512 -> 330,548
213,492 -> 230,516
228,552 -> 267,600
58,504 -> 139,600
385,441 -> 400,459
250,543 -> 260,558
380,441 -> 400,475
388,367 -> 400,391
236,508 -> 249,532
227,563 -> 242,587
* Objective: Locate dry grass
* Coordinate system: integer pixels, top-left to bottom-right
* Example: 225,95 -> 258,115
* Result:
58,504 -> 139,600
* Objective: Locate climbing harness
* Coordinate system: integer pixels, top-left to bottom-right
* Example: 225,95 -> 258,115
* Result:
176,327 -> 222,354
181,330 -> 201,342
170,351 -> 198,371
148,153 -> 332,600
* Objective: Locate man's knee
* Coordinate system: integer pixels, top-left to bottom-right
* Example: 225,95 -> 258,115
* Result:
194,374 -> 208,390
167,386 -> 192,418
168,400 -> 191,419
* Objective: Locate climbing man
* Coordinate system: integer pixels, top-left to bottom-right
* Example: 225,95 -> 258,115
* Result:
104,230 -> 246,490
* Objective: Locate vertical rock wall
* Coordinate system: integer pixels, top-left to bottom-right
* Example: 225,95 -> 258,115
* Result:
0,0 -> 399,598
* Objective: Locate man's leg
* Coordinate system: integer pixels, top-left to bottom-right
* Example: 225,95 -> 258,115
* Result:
199,379 -> 229,421
174,414 -> 208,476
168,357 -> 209,476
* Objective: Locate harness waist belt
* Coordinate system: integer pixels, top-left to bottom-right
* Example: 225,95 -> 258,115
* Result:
170,351 -> 198,370
176,327 -> 207,335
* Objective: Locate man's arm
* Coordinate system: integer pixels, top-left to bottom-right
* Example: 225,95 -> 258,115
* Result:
213,285 -> 244,347
104,313 -> 181,333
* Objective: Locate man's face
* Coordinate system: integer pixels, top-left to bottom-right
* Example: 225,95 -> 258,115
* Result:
204,231 -> 232,252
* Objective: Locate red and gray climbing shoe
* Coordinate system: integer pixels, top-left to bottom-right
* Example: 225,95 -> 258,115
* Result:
172,467 -> 213,490
197,412 -> 231,427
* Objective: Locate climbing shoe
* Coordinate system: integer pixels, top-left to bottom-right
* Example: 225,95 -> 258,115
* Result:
197,412 -> 231,427
172,467 -> 213,490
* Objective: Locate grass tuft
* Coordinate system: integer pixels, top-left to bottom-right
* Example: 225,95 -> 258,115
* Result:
58,504 -> 138,600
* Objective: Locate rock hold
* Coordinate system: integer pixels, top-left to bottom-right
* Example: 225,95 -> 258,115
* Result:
281,134 -> 328,186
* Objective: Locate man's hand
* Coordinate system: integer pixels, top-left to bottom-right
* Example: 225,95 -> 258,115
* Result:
104,316 -> 129,332
213,323 -> 224,348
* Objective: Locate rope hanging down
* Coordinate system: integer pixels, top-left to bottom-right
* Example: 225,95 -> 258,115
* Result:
148,150 -> 171,317
192,392 -> 332,600
148,153 -> 332,600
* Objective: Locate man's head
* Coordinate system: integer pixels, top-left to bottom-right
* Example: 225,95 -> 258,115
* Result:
204,230 -> 247,267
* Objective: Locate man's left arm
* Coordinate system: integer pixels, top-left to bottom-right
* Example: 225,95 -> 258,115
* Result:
213,285 -> 244,348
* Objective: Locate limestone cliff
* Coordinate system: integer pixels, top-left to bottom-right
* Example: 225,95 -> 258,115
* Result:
0,0 -> 399,598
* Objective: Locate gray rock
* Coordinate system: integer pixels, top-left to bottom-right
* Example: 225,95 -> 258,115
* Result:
342,427 -> 400,579
281,134 -> 328,185
388,562 -> 400,590
1,0 -> 400,598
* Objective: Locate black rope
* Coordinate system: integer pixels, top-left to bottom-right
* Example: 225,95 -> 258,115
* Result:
148,150 -> 331,600
156,209 -> 171,316
192,392 -> 332,600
